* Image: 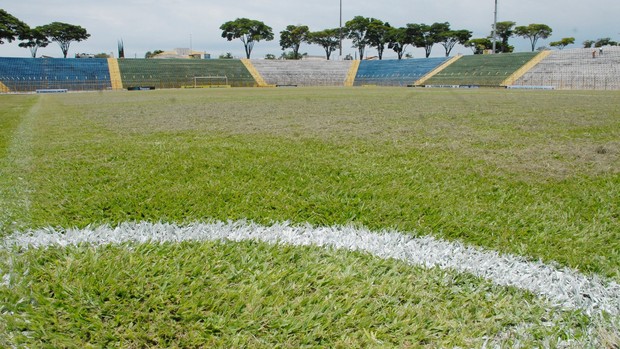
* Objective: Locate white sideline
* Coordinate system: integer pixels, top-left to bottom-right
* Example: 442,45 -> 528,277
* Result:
2,220 -> 620,317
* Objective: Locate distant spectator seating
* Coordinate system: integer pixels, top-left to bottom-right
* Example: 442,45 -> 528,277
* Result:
117,59 -> 256,88
424,52 -> 538,87
0,58 -> 111,92
249,60 -> 353,86
354,58 -> 448,86
513,47 -> 620,90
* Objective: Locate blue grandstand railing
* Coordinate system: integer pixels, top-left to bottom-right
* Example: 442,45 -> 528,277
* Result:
0,57 -> 112,92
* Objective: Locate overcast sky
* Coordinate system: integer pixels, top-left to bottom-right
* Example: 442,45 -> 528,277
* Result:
2,0 -> 619,59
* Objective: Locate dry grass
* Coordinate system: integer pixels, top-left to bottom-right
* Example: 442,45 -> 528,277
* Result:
76,88 -> 620,180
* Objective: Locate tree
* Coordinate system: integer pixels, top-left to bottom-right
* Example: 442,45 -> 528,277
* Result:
490,21 -> 515,53
0,9 -> 29,44
279,25 -> 310,60
307,29 -> 340,60
345,16 -> 372,59
265,53 -> 276,60
595,38 -> 618,47
514,24 -> 552,51
117,39 -> 125,58
220,18 -> 274,59
387,27 -> 412,60
281,51 -> 307,60
437,29 -> 472,57
465,38 -> 492,54
18,26 -> 49,58
549,37 -> 575,50
145,50 -> 163,59
408,22 -> 448,58
218,52 -> 233,59
40,22 -> 90,58
365,19 -> 391,60
583,40 -> 595,48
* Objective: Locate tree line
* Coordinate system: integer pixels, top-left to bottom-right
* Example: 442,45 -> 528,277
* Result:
2,9 -> 618,60
220,17 -> 574,60
1,9 -> 90,58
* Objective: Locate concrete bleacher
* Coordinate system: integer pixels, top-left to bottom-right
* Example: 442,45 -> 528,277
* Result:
354,58 -> 448,86
117,59 -> 257,88
249,60 -> 353,87
512,47 -> 620,90
424,52 -> 538,87
0,57 -> 112,92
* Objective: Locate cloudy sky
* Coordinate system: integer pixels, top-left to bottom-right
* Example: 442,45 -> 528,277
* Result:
2,0 -> 619,59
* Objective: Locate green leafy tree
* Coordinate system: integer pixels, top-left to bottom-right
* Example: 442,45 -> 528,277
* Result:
18,26 -> 49,57
279,25 -> 310,60
490,21 -> 515,53
408,22 -> 448,58
145,50 -> 163,59
40,22 -> 90,58
465,38 -> 492,54
307,29 -> 340,60
583,40 -> 595,48
218,52 -> 234,59
265,53 -> 276,60
549,37 -> 575,50
387,27 -> 411,60
345,16 -> 372,59
437,29 -> 472,57
514,24 -> 553,51
365,19 -> 391,60
281,51 -> 307,60
0,9 -> 29,44
595,37 -> 618,47
220,18 -> 274,59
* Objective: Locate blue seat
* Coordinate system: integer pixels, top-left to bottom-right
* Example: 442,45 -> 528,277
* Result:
354,58 -> 448,86
0,58 -> 112,92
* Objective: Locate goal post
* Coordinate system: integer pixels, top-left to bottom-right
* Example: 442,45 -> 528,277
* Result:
192,76 -> 228,88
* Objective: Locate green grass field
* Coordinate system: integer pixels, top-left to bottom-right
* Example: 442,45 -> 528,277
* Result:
1,87 -> 619,347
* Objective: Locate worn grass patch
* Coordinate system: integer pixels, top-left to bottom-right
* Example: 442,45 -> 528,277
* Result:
0,241 -> 593,348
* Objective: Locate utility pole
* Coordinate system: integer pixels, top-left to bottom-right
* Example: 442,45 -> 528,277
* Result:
492,0 -> 498,53
339,0 -> 343,58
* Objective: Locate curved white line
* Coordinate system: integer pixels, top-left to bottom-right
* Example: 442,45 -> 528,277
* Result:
3,220 -> 620,317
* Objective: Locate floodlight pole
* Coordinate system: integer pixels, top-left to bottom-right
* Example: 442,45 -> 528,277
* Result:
339,0 -> 343,58
492,0 -> 498,54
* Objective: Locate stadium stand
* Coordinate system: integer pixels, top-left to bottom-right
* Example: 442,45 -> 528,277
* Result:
117,59 -> 257,88
354,57 -> 449,86
241,59 -> 270,87
107,58 -> 123,90
2,50 -> 618,91
414,55 -> 462,86
249,60 -> 353,87
512,47 -> 620,90
423,52 -> 539,87
0,57 -> 112,92
500,51 -> 552,86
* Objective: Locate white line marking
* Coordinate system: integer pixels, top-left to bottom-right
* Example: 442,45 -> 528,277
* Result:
3,220 -> 620,317
0,97 -> 41,232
